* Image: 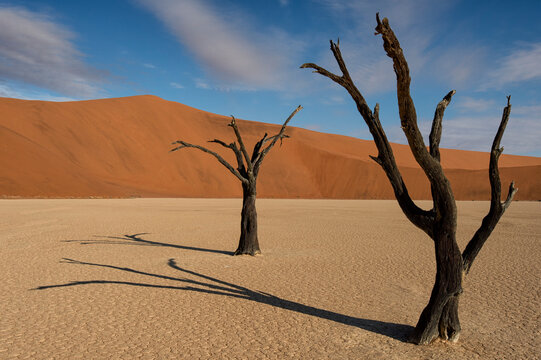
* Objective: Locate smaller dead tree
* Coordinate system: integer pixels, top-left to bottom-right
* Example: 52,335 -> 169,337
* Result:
171,106 -> 302,255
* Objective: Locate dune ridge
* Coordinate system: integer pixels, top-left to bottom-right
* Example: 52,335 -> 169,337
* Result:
1,95 -> 540,200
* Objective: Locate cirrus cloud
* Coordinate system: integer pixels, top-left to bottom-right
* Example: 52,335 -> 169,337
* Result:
0,6 -> 105,98
481,42 -> 541,90
137,0 -> 305,91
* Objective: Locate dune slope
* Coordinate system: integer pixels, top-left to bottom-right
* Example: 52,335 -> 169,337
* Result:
1,95 -> 539,200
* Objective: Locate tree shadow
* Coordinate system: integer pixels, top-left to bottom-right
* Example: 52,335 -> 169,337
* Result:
62,233 -> 234,256
33,258 -> 413,342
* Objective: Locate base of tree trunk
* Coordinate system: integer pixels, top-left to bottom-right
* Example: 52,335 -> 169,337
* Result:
233,248 -> 262,256
234,188 -> 260,256
409,294 -> 461,345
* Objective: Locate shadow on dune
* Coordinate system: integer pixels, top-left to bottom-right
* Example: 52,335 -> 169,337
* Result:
62,233 -> 234,256
33,257 -> 413,342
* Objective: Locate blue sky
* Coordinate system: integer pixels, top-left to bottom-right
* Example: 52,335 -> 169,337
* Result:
1,0 -> 540,156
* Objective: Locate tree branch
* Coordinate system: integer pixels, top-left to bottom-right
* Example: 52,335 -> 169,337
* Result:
228,116 -> 253,173
300,63 -> 345,86
208,139 -> 231,149
251,133 -> 268,163
375,14 -> 445,181
253,105 -> 302,174
429,90 -> 456,161
171,141 -> 248,184
209,139 -> 246,173
375,13 -> 456,222
230,142 -> 246,174
301,32 -> 434,236
462,96 -> 518,273
301,41 -> 373,121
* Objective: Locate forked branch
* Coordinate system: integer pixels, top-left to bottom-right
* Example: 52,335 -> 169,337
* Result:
301,29 -> 433,235
170,140 -> 248,184
376,14 -> 448,186
209,139 -> 246,173
250,133 -> 268,163
172,107 -> 301,183
462,96 -> 518,273
229,116 -> 253,172
253,105 -> 302,173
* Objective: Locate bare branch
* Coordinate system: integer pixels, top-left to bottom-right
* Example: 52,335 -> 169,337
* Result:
300,63 -> 344,85
171,140 -> 248,184
230,142 -> 246,174
209,139 -> 246,173
375,14 -> 447,182
462,97 -> 517,273
302,41 -> 373,121
375,14 -> 457,224
429,90 -> 456,161
253,105 -> 302,173
250,132 -> 268,163
208,139 -> 231,149
369,155 -> 383,166
301,32 -> 434,235
502,181 -> 518,210
265,134 -> 289,144
228,116 -> 253,173
329,40 -> 354,82
249,132 -> 291,164
371,106 -> 435,235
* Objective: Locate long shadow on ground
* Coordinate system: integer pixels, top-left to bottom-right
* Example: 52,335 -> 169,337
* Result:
33,258 -> 413,342
62,233 -> 233,256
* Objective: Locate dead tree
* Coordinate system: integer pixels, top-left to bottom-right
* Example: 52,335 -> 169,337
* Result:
171,106 -> 302,256
301,14 -> 517,344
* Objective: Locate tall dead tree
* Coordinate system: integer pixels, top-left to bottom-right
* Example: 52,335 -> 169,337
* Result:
171,106 -> 302,256
301,14 -> 517,344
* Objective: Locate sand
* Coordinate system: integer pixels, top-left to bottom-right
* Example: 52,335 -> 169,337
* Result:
1,198 -> 539,359
1,95 -> 540,200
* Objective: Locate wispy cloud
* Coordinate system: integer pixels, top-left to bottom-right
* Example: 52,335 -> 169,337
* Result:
481,42 -> 541,90
409,100 -> 541,155
322,95 -> 345,105
371,98 -> 541,155
427,44 -> 486,89
314,0 -> 506,96
279,0 -> 289,6
312,0 -> 456,94
194,78 -> 211,90
0,6 -> 105,98
0,83 -> 75,101
143,63 -> 156,69
170,82 -> 184,89
315,0 -> 451,30
429,115 -> 540,155
511,104 -> 541,116
455,96 -> 495,113
137,0 -> 305,91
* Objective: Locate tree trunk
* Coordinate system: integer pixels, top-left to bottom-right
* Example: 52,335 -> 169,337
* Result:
410,227 -> 463,344
234,182 -> 260,256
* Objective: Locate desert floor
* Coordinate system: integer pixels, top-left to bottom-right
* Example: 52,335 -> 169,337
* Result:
1,199 -> 539,359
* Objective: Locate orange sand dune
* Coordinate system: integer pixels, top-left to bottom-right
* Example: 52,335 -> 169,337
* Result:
1,95 -> 540,200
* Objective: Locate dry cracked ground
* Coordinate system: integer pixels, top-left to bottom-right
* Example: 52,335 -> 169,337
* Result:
1,199 -> 539,359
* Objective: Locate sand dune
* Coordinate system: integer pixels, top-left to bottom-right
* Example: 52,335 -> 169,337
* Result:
1,95 -> 540,199
1,198 -> 539,358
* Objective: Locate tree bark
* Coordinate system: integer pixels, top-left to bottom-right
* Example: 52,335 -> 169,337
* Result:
235,181 -> 260,256
410,225 -> 463,344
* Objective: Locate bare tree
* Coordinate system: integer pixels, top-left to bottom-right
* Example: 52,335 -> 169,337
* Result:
301,14 -> 517,344
171,106 -> 302,256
